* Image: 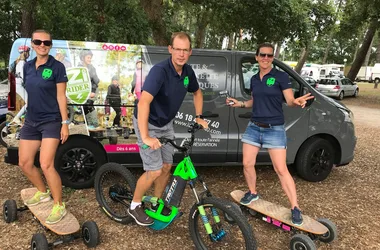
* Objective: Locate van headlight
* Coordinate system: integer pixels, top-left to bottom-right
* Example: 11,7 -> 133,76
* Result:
339,108 -> 354,123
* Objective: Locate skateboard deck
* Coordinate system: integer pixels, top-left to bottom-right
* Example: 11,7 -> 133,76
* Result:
231,190 -> 328,235
21,188 -> 80,235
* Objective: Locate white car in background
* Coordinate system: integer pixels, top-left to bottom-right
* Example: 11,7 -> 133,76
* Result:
316,77 -> 359,100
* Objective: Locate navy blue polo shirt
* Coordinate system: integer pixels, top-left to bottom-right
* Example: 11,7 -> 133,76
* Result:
24,55 -> 68,122
250,68 -> 292,125
134,57 -> 199,127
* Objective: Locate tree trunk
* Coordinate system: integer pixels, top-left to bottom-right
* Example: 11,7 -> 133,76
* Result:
294,47 -> 309,74
140,0 -> 169,46
95,0 -> 106,42
363,36 -> 374,66
195,9 -> 210,48
347,18 -> 379,82
227,33 -> 234,50
274,42 -> 281,58
21,1 -> 37,37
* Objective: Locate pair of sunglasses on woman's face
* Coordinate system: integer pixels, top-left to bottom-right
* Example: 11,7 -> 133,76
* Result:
32,39 -> 52,46
258,53 -> 274,58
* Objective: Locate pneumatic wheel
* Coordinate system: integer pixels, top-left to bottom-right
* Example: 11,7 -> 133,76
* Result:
295,137 -> 335,182
317,218 -> 338,243
353,89 -> 359,97
95,162 -> 137,224
290,234 -> 316,250
55,136 -> 107,189
0,121 -> 10,147
82,220 -> 100,248
189,197 -> 257,250
3,199 -> 17,223
338,91 -> 344,100
31,233 -> 48,250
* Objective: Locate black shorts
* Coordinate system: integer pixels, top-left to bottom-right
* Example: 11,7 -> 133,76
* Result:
20,119 -> 61,140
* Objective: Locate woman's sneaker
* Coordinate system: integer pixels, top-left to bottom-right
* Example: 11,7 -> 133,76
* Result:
291,206 -> 303,226
24,190 -> 51,206
240,191 -> 259,205
46,203 -> 67,225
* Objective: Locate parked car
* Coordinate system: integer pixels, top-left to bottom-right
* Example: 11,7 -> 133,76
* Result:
4,38 -> 357,188
301,76 -> 317,88
315,77 -> 359,100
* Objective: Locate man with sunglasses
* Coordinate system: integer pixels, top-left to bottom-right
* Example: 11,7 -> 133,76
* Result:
18,29 -> 69,224
128,32 -> 208,226
227,43 -> 314,226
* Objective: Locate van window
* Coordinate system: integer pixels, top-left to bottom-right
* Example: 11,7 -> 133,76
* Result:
240,59 -> 301,98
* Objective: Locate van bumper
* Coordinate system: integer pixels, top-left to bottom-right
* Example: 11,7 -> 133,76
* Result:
337,121 -> 357,166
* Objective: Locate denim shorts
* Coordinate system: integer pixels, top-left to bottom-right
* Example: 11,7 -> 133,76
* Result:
241,121 -> 287,149
133,117 -> 175,171
20,119 -> 61,140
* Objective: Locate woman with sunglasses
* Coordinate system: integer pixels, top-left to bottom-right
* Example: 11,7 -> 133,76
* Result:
227,42 -> 314,226
18,29 -> 69,224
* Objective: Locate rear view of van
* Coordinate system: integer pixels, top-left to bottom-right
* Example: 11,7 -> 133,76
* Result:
2,38 -> 357,189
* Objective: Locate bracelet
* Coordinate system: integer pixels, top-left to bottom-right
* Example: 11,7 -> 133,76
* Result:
195,114 -> 204,119
240,101 -> 245,108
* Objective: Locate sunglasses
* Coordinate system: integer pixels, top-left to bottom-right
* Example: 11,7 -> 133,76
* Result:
32,40 -> 52,46
259,53 -> 274,58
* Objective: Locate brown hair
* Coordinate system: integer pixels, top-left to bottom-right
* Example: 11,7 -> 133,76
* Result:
170,32 -> 192,49
255,42 -> 274,56
31,29 -> 52,40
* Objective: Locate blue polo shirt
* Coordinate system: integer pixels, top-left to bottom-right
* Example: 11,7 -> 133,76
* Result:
24,55 -> 68,122
250,68 -> 292,125
134,57 -> 199,127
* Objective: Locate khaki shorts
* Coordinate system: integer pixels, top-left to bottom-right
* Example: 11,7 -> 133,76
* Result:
133,117 -> 175,171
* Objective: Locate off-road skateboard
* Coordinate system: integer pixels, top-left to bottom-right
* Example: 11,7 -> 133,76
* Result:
231,190 -> 337,250
3,187 -> 100,249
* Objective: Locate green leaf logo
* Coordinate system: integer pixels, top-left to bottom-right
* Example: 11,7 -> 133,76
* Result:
184,76 -> 189,88
42,68 -> 52,79
266,77 -> 275,87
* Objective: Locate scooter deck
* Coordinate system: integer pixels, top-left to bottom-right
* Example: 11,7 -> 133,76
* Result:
231,190 -> 328,235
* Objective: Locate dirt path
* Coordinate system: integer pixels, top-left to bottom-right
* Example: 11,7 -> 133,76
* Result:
346,105 -> 380,128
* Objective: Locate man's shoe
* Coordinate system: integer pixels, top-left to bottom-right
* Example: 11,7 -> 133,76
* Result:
46,203 -> 67,225
240,191 -> 259,205
24,190 -> 51,206
127,205 -> 154,226
291,206 -> 303,226
150,203 -> 172,216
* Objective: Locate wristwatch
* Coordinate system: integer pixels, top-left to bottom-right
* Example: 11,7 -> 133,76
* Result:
195,115 -> 204,119
61,120 -> 70,124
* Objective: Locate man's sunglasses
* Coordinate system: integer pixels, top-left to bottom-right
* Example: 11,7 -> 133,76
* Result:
259,53 -> 274,58
32,40 -> 52,46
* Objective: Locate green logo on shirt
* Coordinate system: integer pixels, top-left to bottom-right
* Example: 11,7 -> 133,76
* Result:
42,68 -> 53,80
184,76 -> 189,88
266,77 -> 275,87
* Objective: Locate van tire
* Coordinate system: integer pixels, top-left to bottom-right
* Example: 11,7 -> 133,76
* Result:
55,136 -> 107,189
0,121 -> 9,147
295,137 -> 334,182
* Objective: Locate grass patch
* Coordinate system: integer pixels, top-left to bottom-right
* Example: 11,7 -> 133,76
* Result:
341,82 -> 380,109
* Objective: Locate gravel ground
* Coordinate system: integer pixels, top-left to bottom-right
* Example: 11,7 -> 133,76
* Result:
0,98 -> 379,250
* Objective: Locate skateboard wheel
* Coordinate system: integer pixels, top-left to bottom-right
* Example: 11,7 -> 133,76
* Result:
31,233 -> 48,250
3,199 -> 17,223
317,218 -> 338,243
82,220 -> 100,248
290,234 -> 316,250
248,208 -> 257,217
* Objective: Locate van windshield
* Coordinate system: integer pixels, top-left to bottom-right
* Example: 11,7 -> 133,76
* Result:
319,79 -> 338,85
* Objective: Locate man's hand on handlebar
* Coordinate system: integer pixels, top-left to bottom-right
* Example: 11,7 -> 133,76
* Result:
142,137 -> 161,150
195,118 -> 208,129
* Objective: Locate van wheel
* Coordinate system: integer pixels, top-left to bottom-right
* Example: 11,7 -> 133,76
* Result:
295,138 -> 334,182
338,91 -> 344,100
55,136 -> 107,189
0,121 -> 10,147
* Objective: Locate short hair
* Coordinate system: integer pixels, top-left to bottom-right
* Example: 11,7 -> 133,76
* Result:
255,43 -> 274,56
31,29 -> 52,40
170,32 -> 192,49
